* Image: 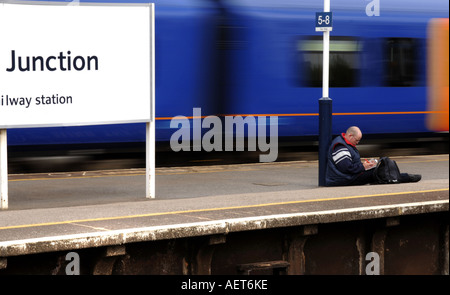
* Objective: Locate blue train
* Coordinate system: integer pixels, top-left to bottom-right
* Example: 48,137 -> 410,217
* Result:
7,0 -> 449,148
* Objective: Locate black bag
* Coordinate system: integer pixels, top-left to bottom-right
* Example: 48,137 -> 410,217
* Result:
374,157 -> 401,184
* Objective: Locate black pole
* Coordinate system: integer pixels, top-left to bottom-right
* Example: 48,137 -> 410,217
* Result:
318,97 -> 332,186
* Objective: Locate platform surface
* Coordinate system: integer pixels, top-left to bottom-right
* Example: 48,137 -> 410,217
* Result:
0,154 -> 448,256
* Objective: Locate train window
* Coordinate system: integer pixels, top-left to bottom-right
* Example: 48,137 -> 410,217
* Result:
299,36 -> 361,87
384,38 -> 417,87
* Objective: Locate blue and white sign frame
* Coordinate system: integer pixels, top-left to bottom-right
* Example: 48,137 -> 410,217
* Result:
0,0 -> 156,209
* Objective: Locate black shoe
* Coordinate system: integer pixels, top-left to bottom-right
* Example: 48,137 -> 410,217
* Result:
407,174 -> 422,182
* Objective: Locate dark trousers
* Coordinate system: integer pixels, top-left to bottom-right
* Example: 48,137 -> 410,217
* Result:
349,169 -> 376,185
349,170 -> 411,186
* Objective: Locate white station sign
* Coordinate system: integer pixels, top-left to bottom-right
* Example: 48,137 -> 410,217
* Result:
0,2 -> 153,128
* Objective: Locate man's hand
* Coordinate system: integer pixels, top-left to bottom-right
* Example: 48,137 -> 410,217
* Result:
363,159 -> 377,170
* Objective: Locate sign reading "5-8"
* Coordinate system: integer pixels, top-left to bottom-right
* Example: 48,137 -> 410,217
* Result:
315,12 -> 333,32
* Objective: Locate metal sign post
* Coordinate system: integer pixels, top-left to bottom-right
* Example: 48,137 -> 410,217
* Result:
317,0 -> 333,186
146,4 -> 156,199
146,122 -> 155,199
0,129 -> 7,209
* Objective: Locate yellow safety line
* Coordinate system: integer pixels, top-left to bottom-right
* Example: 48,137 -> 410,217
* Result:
0,188 -> 447,231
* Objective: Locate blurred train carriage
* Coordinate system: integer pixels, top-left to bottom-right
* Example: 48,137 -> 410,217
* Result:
7,0 -> 449,154
220,0 -> 449,137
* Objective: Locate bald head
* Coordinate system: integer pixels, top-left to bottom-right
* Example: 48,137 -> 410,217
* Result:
346,126 -> 361,136
345,126 -> 362,145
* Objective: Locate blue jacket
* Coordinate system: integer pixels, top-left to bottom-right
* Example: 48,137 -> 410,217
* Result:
326,134 -> 363,186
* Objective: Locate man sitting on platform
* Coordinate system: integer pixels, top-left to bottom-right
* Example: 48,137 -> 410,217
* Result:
325,126 -> 421,186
